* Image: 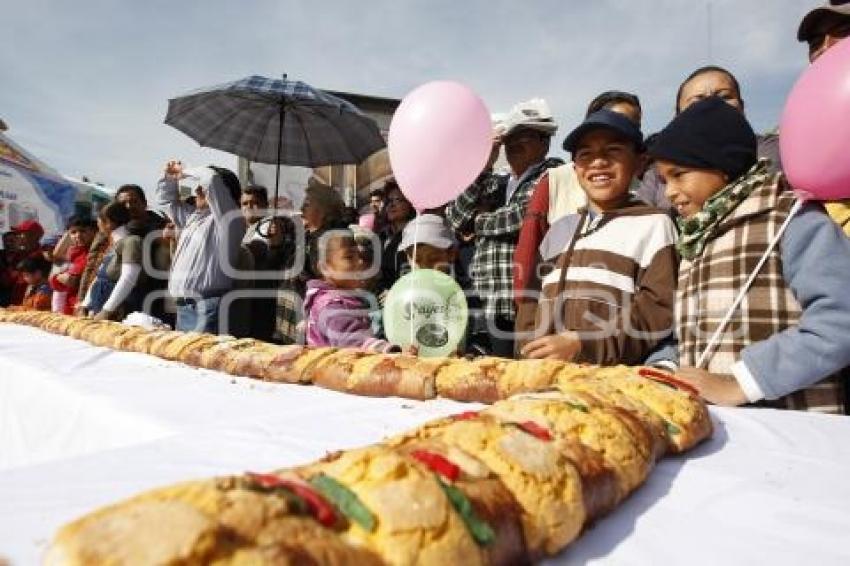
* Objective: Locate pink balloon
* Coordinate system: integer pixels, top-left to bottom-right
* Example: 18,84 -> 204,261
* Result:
388,81 -> 492,211
358,212 -> 375,230
780,37 -> 850,201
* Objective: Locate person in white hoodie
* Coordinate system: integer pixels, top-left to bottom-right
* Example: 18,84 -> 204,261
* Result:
156,161 -> 244,333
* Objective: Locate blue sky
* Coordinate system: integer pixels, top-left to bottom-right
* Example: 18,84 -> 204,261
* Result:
1,0 -> 818,193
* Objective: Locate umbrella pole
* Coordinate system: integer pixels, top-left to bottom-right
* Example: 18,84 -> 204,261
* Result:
274,104 -> 285,210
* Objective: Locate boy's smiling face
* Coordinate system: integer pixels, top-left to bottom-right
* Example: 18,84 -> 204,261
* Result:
656,160 -> 728,218
573,129 -> 639,212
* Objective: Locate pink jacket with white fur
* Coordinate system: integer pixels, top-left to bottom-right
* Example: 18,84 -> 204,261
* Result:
303,279 -> 396,352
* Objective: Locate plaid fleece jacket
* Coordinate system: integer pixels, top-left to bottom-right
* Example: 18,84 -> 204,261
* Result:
445,158 -> 562,321
678,172 -> 848,413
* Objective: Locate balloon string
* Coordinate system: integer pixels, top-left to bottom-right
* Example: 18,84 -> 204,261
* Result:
410,210 -> 421,346
696,197 -> 804,368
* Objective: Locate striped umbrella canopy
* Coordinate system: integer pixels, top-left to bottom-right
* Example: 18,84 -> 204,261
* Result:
165,74 -> 386,201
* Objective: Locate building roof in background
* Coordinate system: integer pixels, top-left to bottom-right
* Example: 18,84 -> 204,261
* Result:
323,90 -> 401,136
322,90 -> 401,109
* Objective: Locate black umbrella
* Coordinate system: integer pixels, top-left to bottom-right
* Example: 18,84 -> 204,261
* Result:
165,74 -> 386,205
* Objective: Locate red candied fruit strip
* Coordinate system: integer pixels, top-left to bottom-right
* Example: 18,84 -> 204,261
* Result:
245,472 -> 337,527
516,420 -> 553,441
411,449 -> 461,482
452,411 -> 481,421
638,368 -> 700,397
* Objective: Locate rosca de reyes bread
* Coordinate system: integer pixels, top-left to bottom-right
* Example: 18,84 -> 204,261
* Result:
391,437 -> 529,565
122,328 -> 173,354
65,318 -> 101,341
44,475 -> 384,565
263,345 -> 337,384
46,387 -> 703,564
322,353 -> 445,400
433,358 -> 590,403
486,392 -> 656,497
434,357 -> 510,402
293,445 -> 493,566
0,311 -> 716,564
85,321 -> 128,347
555,367 -> 713,453
196,338 -> 262,373
387,412 -> 587,558
177,334 -> 237,367
495,359 -> 588,398
310,348 -> 373,391
0,311 -> 714,454
43,312 -> 80,335
214,340 -> 288,380
0,312 -> 711,438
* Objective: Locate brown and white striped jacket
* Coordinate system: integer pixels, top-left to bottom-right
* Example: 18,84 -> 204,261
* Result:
529,200 -> 678,366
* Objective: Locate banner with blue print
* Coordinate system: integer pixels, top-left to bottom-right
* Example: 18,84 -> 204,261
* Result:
0,162 -> 77,238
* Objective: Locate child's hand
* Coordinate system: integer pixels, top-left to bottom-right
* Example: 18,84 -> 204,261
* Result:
266,218 -> 287,247
674,367 -> 748,406
92,310 -> 113,322
164,160 -> 183,180
162,222 -> 177,241
520,331 -> 582,361
400,344 -> 419,356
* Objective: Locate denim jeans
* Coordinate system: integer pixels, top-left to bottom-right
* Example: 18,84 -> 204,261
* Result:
175,296 -> 221,333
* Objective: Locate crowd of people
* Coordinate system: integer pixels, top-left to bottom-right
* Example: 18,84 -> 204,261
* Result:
2,1 -> 850,414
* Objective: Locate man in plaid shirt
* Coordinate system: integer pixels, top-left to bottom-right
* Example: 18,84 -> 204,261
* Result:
446,99 -> 562,357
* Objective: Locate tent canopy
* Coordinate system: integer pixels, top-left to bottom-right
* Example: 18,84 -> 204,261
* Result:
0,132 -> 81,237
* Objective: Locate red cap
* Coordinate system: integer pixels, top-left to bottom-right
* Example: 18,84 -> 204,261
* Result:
11,219 -> 45,239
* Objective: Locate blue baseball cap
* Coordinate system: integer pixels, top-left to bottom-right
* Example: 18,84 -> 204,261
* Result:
562,109 -> 644,153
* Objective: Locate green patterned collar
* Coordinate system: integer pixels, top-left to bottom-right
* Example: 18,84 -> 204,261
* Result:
676,160 -> 769,260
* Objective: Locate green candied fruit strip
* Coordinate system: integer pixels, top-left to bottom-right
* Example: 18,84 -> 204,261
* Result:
565,401 -> 589,413
665,421 -> 681,436
437,477 -> 495,546
309,474 -> 376,532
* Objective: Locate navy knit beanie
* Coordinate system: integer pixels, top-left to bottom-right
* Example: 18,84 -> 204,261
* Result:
649,96 -> 757,181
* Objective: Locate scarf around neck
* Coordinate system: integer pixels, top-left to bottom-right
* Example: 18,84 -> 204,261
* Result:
676,159 -> 769,260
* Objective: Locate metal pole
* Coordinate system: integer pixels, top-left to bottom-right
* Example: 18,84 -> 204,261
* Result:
696,198 -> 804,368
706,1 -> 713,62
274,103 -> 285,210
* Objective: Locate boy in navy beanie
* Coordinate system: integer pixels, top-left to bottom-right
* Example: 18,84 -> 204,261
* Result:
651,96 -> 757,183
650,96 -> 850,414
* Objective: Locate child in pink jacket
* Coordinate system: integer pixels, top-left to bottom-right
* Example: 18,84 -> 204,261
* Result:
304,230 -> 398,352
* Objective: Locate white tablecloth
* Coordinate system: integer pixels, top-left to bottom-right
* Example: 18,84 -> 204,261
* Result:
1,323 -> 849,565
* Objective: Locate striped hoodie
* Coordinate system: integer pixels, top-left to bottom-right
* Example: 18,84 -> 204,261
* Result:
528,198 -> 678,366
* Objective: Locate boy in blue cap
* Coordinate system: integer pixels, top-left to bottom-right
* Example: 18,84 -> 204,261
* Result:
521,110 -> 678,366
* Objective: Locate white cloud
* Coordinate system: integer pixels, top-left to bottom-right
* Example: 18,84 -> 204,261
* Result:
0,0 -> 818,199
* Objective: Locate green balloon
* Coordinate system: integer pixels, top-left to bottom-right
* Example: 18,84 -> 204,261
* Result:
383,269 -> 468,357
